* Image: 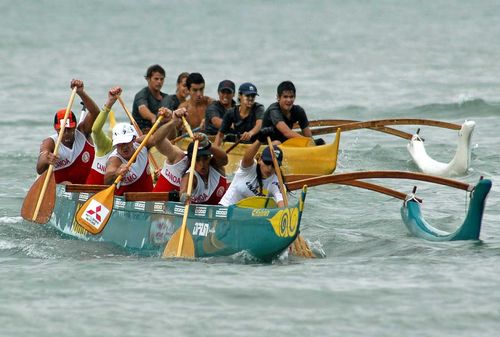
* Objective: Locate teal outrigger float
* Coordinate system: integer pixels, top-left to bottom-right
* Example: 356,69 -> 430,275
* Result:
401,178 -> 491,241
50,184 -> 308,261
287,171 -> 492,242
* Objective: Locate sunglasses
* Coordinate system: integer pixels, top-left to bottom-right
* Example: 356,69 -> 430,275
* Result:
262,160 -> 274,166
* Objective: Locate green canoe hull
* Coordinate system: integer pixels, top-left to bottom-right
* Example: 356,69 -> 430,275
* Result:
50,185 -> 307,261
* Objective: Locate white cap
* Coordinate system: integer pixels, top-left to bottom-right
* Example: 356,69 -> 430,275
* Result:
112,123 -> 138,146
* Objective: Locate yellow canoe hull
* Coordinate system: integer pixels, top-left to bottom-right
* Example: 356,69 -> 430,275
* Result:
150,129 -> 341,176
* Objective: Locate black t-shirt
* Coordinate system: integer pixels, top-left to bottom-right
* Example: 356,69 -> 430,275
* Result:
262,102 -> 309,143
164,94 -> 180,111
204,100 -> 236,135
131,87 -> 168,131
219,103 -> 264,142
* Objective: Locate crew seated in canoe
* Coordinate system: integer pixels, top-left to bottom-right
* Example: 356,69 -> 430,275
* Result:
204,80 -> 236,136
152,107 -> 190,192
214,82 -> 264,146
86,86 -> 122,185
131,64 -> 168,134
36,79 -> 100,184
105,123 -> 156,195
219,137 -> 285,208
180,133 -> 228,205
261,80 -> 312,144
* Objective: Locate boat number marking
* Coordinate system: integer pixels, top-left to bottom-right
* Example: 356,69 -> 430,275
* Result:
192,222 -> 210,237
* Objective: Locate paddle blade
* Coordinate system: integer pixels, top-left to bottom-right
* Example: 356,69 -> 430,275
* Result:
75,185 -> 116,234
290,235 -> 315,258
162,228 -> 195,258
21,171 -> 56,224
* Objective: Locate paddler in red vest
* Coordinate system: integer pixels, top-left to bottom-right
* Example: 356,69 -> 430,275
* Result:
86,86 -> 122,185
180,133 -> 229,205
152,107 -> 190,193
36,79 -> 99,184
104,123 -> 155,195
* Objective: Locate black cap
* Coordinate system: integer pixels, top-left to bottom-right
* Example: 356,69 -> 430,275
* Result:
217,80 -> 235,93
187,141 -> 212,158
238,82 -> 258,96
261,145 -> 283,166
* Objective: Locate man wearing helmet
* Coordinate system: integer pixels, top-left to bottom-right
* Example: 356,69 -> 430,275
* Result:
36,79 -> 100,184
104,122 -> 154,195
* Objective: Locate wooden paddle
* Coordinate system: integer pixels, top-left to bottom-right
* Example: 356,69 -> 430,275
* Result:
76,115 -> 164,234
171,127 -> 200,144
21,87 -> 78,224
225,137 -> 243,154
266,137 -> 315,258
162,117 -> 197,258
117,96 -> 161,172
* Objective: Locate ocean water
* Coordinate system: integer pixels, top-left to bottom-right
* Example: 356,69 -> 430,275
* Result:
1,1 -> 500,336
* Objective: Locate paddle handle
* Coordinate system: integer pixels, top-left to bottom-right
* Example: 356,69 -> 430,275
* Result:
117,96 -> 141,135
113,115 -> 164,185
117,96 -> 161,171
32,87 -> 78,220
181,117 -> 195,138
171,127 -> 200,144
176,139 -> 199,256
225,138 -> 242,154
267,137 -> 288,207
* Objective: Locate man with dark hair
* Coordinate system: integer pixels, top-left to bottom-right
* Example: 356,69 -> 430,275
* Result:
204,79 -> 236,135
179,72 -> 213,129
262,80 -> 312,143
132,64 -> 168,133
164,72 -> 189,111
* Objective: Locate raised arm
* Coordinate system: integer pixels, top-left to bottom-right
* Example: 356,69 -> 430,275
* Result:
72,79 -> 100,137
154,107 -> 187,164
92,87 -> 122,156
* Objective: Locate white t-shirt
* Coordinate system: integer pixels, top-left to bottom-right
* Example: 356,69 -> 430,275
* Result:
219,160 -> 283,206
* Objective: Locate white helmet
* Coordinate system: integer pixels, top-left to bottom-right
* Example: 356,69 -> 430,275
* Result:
112,123 -> 138,146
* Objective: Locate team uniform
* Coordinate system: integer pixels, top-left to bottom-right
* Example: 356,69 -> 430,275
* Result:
188,166 -> 228,205
219,161 -> 283,206
153,156 -> 189,192
108,144 -> 153,195
85,154 -> 108,185
49,130 -> 95,184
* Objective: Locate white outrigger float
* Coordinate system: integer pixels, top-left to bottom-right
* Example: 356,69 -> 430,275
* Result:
407,120 -> 475,177
304,118 -> 474,177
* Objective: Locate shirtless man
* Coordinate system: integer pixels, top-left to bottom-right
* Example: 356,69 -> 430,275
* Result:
178,72 -> 212,130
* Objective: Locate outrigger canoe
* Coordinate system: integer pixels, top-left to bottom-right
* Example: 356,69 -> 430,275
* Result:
287,172 -> 492,242
49,184 -> 308,261
150,128 -> 341,176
